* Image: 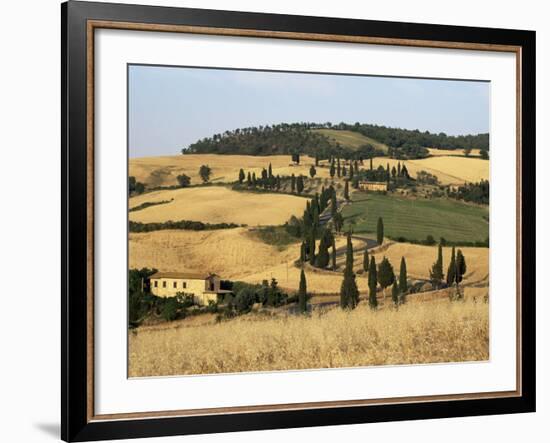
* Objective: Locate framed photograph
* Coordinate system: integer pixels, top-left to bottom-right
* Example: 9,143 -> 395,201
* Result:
62,1 -> 536,441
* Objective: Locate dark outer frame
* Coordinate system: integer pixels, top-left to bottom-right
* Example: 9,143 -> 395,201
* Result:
62,1 -> 536,441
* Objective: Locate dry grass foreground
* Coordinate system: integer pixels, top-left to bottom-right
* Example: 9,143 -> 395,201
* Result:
129,154 -> 330,187
129,229 -> 488,294
128,300 -> 489,377
129,187 -> 308,225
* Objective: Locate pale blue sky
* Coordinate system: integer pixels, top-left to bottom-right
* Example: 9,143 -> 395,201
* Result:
129,65 -> 490,158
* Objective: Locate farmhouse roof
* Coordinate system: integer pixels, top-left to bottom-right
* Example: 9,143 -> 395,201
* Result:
150,272 -> 217,280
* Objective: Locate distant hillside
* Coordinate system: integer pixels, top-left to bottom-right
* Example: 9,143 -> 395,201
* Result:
183,122 -> 489,159
311,129 -> 389,153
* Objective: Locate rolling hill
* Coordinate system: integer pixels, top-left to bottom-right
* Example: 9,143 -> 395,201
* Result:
311,128 -> 389,153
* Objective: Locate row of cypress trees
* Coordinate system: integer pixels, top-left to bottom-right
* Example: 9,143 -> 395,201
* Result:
340,232 -> 408,310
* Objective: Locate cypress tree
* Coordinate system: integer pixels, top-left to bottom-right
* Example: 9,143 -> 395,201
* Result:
402,164 -> 409,179
391,281 -> 400,307
337,158 -> 341,177
349,163 -> 354,179
370,156 -> 373,170
309,228 -> 316,264
399,256 -> 408,295
456,249 -> 467,283
340,232 -> 359,309
368,256 -> 378,309
276,175 -> 281,190
309,164 -> 317,178
268,162 -> 273,178
315,154 -> 319,166
238,168 -> 245,183
330,159 -> 336,178
315,229 -> 331,268
297,175 -> 304,194
298,269 -> 308,313
252,172 -> 257,186
331,235 -> 337,270
247,171 -> 252,186
342,165 -> 347,177
378,256 -> 395,295
344,180 -> 350,201
446,246 -> 457,286
291,173 -> 296,193
391,166 -> 397,179
397,162 -> 402,177
429,243 -> 444,288
363,247 -> 369,272
377,217 -> 384,245
300,240 -> 307,262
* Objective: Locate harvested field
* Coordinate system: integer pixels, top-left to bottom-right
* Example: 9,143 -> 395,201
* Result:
129,154 -> 329,187
129,186 -> 308,225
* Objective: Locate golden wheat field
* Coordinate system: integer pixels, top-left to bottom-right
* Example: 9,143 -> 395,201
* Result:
128,300 -> 489,376
129,186 -> 309,225
427,148 -> 482,157
129,154 -> 330,187
369,156 -> 488,185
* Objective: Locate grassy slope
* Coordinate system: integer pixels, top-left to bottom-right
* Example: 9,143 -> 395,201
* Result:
343,192 -> 489,243
312,129 -> 389,153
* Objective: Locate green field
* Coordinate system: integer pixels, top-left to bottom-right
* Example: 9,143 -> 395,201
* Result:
312,129 -> 389,153
342,193 -> 489,243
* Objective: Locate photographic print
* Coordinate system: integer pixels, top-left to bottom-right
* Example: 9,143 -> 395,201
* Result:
127,65 -> 490,378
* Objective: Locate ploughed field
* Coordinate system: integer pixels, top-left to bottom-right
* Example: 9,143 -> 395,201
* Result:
342,192 -> 489,243
128,299 -> 489,376
129,186 -> 309,226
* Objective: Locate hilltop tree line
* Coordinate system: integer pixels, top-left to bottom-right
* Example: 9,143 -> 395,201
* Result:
182,122 -> 489,159
448,180 -> 489,205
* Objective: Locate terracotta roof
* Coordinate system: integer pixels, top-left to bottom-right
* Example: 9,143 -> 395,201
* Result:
150,272 -> 217,280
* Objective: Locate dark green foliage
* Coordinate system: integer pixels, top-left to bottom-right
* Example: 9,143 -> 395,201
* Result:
300,240 -> 307,262
268,163 -> 273,178
337,158 -> 341,177
448,180 -> 489,205
291,174 -> 296,193
399,256 -> 408,297
297,175 -> 304,194
480,149 -> 489,160
377,256 -> 395,290
254,226 -> 301,248
129,220 -> 240,233
391,281 -> 400,307
377,217 -> 384,245
247,172 -> 252,186
416,170 -> 439,185
161,297 -> 179,321
176,174 -> 191,187
309,228 -> 316,264
235,287 -> 256,313
330,159 -> 336,178
199,164 -> 212,183
184,122 -> 488,158
129,199 -> 172,213
363,247 -> 369,272
340,232 -> 359,309
344,180 -> 350,201
446,246 -> 456,286
456,249 -> 467,283
331,235 -> 337,270
425,235 -> 436,245
129,176 -> 145,195
298,269 -> 308,313
309,165 -> 317,178
238,169 -> 245,183
429,243 -> 444,287
315,229 -> 332,268
333,212 -> 344,233
368,256 -> 378,309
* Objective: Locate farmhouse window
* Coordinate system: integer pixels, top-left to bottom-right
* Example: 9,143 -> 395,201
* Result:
154,281 -> 158,288
162,281 -> 166,288
173,282 -> 177,288
183,282 -> 187,289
